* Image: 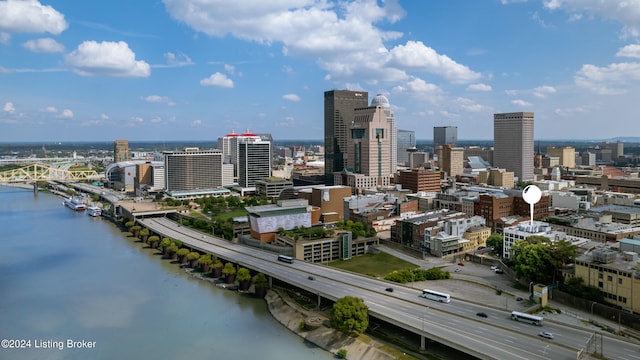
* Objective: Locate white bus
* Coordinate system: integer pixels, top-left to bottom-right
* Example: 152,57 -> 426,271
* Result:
277,255 -> 294,264
510,311 -> 544,326
421,289 -> 451,303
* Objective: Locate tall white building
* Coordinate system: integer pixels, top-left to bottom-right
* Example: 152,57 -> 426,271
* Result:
493,112 -> 534,182
238,137 -> 271,189
371,94 -> 397,174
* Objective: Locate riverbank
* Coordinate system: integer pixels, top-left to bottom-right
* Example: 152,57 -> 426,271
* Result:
263,289 -> 397,360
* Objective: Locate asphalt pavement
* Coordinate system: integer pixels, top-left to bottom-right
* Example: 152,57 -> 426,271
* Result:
375,245 -> 628,336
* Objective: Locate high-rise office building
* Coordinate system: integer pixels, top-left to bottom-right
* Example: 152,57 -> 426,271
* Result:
113,139 -> 130,162
493,112 -> 534,182
324,90 -> 369,183
370,94 -> 397,174
441,144 -> 465,178
163,147 -> 223,196
433,126 -> 457,148
238,137 -> 271,188
397,129 -> 416,166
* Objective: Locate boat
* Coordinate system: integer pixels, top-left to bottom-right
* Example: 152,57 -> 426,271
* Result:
63,196 -> 87,211
87,206 -> 102,217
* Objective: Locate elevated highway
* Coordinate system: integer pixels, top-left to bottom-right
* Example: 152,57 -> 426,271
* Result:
137,217 -> 640,360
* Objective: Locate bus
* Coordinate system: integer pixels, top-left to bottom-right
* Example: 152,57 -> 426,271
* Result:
510,311 -> 544,326
421,289 -> 451,303
277,255 -> 294,264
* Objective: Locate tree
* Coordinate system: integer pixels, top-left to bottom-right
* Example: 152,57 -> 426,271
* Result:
159,237 -> 172,253
198,254 -> 212,273
331,296 -> 369,334
186,251 -> 201,268
485,233 -> 504,256
212,260 -> 223,278
236,267 -> 252,291
510,236 -> 552,283
222,262 -> 237,284
147,235 -> 160,248
547,240 -> 576,282
176,248 -> 190,264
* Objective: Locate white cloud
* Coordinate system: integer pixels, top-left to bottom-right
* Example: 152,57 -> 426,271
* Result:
224,64 -> 235,73
161,52 -> 193,67
554,106 -> 591,116
56,109 -> 73,118
388,41 -> 481,83
65,41 -> 150,77
575,62 -> 640,94
395,77 -> 442,94
533,85 -> 557,98
3,102 -> 15,113
23,37 -> 64,53
191,119 -> 202,126
282,93 -> 300,102
100,113 -> 110,120
501,0 -> 528,4
543,0 -> 640,38
200,72 -> 234,87
43,106 -> 57,113
512,99 -> 532,107
467,83 -> 492,92
0,0 -> 68,35
142,95 -> 176,106
616,44 -> 640,58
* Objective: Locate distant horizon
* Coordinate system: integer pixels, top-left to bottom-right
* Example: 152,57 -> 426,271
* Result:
1,137 -> 639,145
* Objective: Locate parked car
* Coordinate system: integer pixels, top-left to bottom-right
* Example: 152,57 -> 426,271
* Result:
494,269 -> 504,274
457,262 -> 464,266
539,331 -> 554,339
490,265 -> 498,270
385,287 -> 394,292
476,312 -> 488,318
308,276 -> 315,280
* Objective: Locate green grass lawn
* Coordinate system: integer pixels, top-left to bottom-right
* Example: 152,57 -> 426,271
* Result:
328,252 -> 418,278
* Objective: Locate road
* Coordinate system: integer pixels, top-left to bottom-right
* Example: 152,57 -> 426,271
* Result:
138,217 -> 640,360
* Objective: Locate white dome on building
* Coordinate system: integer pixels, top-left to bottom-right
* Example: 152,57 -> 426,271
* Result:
371,93 -> 390,108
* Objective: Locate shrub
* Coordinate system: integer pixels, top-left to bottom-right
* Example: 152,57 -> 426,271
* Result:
336,349 -> 347,359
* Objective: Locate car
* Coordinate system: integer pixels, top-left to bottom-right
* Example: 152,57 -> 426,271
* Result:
385,287 -> 394,292
515,297 -> 523,301
457,262 -> 464,266
490,265 -> 498,270
476,312 -> 488,318
539,331 -> 554,339
494,269 -> 504,274
307,276 -> 315,280
454,268 -> 461,272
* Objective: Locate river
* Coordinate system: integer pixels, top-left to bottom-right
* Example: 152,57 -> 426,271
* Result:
0,187 -> 333,360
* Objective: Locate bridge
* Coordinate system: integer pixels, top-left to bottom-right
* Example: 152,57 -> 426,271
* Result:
0,163 -> 102,184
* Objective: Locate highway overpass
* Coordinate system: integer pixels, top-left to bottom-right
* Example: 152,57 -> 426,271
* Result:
137,217 -> 640,360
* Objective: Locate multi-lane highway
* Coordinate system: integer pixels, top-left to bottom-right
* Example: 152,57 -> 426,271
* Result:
137,217 -> 640,360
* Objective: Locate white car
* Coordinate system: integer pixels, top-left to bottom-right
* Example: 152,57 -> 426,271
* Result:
490,265 -> 498,270
539,331 -> 554,339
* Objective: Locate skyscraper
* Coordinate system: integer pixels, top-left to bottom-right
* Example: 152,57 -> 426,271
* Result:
324,90 -> 369,183
371,94 -> 397,174
238,137 -> 271,188
493,112 -> 534,182
433,126 -> 457,148
397,129 -> 416,166
163,147 -> 223,196
113,139 -> 130,162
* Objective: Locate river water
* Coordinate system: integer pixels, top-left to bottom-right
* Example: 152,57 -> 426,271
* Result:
0,187 -> 333,360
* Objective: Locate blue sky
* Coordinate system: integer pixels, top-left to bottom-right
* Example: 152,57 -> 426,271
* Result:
1,0 -> 640,142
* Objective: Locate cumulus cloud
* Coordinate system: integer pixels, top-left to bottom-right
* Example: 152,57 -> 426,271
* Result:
56,109 -> 73,118
23,37 -> 64,53
142,95 -> 176,106
191,119 -> 202,126
0,0 -> 68,35
616,44 -> 640,58
162,0 -> 478,89
575,62 -> 640,94
543,0 -> 640,38
43,106 -> 57,113
511,99 -> 532,107
0,32 -> 10,45
533,85 -> 557,98
388,41 -> 481,83
3,102 -> 15,113
282,93 -> 300,102
200,72 -> 234,87
467,83 -> 492,92
100,113 -> 110,120
65,41 -> 150,77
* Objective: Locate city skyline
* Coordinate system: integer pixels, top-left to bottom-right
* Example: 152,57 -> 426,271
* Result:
1,1 -> 640,142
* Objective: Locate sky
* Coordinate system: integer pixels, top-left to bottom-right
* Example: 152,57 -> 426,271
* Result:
1,0 -> 640,143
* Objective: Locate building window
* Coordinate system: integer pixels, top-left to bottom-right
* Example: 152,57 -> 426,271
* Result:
607,275 -> 612,281
598,281 -> 603,288
598,273 -> 603,279
618,278 -> 623,284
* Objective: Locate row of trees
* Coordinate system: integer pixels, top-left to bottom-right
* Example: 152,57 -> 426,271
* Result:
122,220 -> 269,296
384,267 -> 451,284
